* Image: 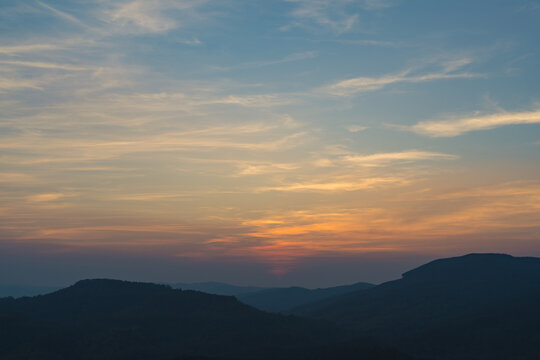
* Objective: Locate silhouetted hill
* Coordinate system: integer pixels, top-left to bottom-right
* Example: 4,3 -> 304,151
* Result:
293,253 -> 540,360
238,282 -> 374,313
171,281 -> 266,296
0,279 -> 412,360
170,281 -> 374,313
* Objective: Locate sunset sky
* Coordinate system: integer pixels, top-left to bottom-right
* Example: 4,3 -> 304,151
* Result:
1,0 -> 540,287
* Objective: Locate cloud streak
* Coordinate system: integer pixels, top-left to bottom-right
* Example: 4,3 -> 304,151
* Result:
409,109 -> 540,137
211,51 -> 318,72
283,0 -> 395,34
346,125 -> 368,133
103,0 -> 210,34
0,60 -> 89,71
36,0 -> 88,28
259,177 -> 406,192
0,43 -> 62,56
344,150 -> 457,166
325,68 -> 481,96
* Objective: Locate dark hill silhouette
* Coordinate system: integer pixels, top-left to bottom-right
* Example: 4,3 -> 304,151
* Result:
0,279 -> 412,360
170,281 -> 374,313
293,253 -> 540,360
171,281 -> 267,296
237,282 -> 374,313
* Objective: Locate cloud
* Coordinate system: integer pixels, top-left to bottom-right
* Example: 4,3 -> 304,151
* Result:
362,0 -> 395,10
102,91 -> 297,114
237,163 -> 298,176
320,56 -> 480,96
346,125 -> 368,132
259,177 -> 405,192
0,173 -> 35,184
181,38 -> 202,45
313,149 -> 456,169
36,0 -> 88,28
0,119 -> 309,166
260,149 -> 456,194
210,94 -> 296,107
0,38 -> 97,57
27,193 -> 73,202
0,76 -> 44,91
283,0 -> 396,33
409,109 -> 540,137
103,0 -> 210,34
402,181 -> 540,239
344,150 -> 457,166
211,51 -> 318,71
325,67 -> 481,96
0,43 -> 62,56
283,0 -> 354,33
0,60 -> 89,71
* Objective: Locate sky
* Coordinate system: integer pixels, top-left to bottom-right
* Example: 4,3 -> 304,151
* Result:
1,0 -> 540,287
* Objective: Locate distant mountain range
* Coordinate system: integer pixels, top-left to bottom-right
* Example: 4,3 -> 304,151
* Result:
170,281 -> 267,297
292,253 -> 540,360
236,282 -> 374,313
0,280 -> 373,313
2,253 -> 540,359
0,279 -> 408,360
171,281 -> 375,313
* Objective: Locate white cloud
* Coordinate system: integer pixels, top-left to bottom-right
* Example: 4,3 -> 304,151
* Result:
212,51 -> 318,72
103,0 -> 209,34
0,43 -> 61,56
259,177 -> 405,192
27,193 -> 75,202
344,150 -> 457,166
211,94 -> 295,107
237,163 -> 298,176
409,109 -> 540,137
0,76 -> 43,91
346,125 -> 368,133
284,0 -> 356,33
325,68 -> 480,96
0,60 -> 89,71
36,0 -> 88,28
322,56 -> 481,96
362,0 -> 395,10
283,0 -> 396,34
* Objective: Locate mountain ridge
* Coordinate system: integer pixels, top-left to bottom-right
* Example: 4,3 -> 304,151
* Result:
292,253 -> 540,360
0,278 -> 410,360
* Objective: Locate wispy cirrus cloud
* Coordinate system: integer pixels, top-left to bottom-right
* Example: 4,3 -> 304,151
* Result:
32,0 -> 215,37
0,43 -> 63,56
102,0 -> 211,34
407,108 -> 540,137
346,125 -> 368,133
259,177 -> 406,192
344,150 -> 457,166
236,163 -> 299,176
0,173 -> 35,184
0,128 -> 309,166
210,51 -> 318,72
36,0 -> 89,28
313,148 -> 456,167
324,58 -> 481,96
27,193 -> 75,203
0,75 -> 44,91
0,60 -> 90,71
256,149 -> 456,193
283,0 -> 394,34
362,0 -> 395,10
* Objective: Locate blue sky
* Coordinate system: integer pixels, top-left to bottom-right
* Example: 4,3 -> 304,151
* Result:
1,0 -> 540,286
